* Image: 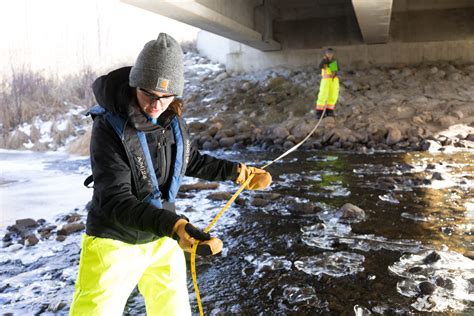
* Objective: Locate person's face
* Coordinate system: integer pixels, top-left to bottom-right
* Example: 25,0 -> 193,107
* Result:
325,53 -> 334,60
136,88 -> 176,119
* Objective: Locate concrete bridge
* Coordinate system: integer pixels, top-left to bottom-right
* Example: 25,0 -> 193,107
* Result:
123,0 -> 474,71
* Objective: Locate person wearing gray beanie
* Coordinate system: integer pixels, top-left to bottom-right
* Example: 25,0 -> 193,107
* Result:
130,32 -> 184,97
69,32 -> 272,315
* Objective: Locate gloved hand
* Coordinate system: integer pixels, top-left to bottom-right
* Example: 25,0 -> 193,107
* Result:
236,163 -> 272,190
172,219 -> 223,256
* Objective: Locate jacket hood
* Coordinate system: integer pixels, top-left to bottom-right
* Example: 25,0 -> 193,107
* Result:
92,67 -> 175,132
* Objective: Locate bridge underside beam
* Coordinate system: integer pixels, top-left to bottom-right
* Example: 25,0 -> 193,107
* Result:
352,0 -> 393,44
122,0 -> 281,51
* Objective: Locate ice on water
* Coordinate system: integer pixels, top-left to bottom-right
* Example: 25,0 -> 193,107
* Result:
294,252 -> 365,277
389,249 -> 474,312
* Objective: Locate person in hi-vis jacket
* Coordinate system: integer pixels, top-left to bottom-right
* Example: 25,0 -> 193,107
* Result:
315,48 -> 340,118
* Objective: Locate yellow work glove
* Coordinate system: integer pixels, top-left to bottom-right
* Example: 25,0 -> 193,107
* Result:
236,163 -> 272,190
172,219 -> 223,256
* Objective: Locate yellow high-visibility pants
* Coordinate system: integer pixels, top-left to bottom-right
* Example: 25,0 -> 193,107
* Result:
70,234 -> 191,316
315,77 -> 340,111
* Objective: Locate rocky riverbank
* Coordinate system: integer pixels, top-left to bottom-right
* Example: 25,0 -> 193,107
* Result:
183,54 -> 474,153
2,52 -> 473,154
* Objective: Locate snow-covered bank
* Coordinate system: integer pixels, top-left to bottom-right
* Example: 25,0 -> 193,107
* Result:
0,150 -> 91,228
2,52 -> 474,155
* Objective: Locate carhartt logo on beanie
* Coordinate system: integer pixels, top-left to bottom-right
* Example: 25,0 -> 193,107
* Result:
129,33 -> 184,97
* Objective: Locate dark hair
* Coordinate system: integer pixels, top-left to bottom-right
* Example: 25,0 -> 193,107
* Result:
325,48 -> 334,54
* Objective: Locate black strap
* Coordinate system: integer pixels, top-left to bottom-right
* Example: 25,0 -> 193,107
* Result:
84,175 -> 94,188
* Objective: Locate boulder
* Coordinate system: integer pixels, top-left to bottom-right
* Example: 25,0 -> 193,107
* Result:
463,251 -> 474,260
219,137 -> 236,148
251,198 -> 270,207
386,127 -> 402,146
273,126 -> 290,139
203,140 -> 219,150
266,76 -> 286,90
340,203 -> 366,221
215,72 -> 229,82
25,234 -> 39,247
283,141 -> 295,149
418,281 -> 435,295
180,182 -> 219,192
437,116 -> 457,128
57,223 -> 85,236
188,122 -> 207,133
422,251 -> 441,264
207,192 -> 232,201
15,218 -> 39,231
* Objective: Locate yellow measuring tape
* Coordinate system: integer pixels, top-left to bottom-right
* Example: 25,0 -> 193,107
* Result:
191,108 -> 327,315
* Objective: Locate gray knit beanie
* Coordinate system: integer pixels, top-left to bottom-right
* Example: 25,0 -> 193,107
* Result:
129,33 -> 184,97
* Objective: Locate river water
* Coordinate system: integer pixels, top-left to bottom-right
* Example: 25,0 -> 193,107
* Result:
0,149 -> 473,314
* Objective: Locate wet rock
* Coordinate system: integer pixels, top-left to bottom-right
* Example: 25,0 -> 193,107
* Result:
219,137 -> 235,148
232,142 -> 246,151
437,116 -> 457,128
418,281 -> 435,295
431,172 -> 444,181
187,122 -> 207,133
57,223 -> 85,236
47,301 -> 67,312
180,182 -> 219,192
15,218 -> 39,231
235,197 -> 246,206
25,234 -> 39,247
426,163 -> 436,170
56,235 -> 66,242
207,125 -> 219,137
463,251 -> 474,260
2,232 -> 14,242
215,72 -> 229,82
435,277 -> 454,290
408,266 -> 423,273
283,140 -> 295,149
64,213 -> 82,223
421,140 -> 442,151
202,140 -> 219,150
386,127 -> 402,146
207,192 -> 232,201
266,76 -> 286,90
273,126 -> 290,139
251,198 -> 270,207
254,193 -> 281,201
288,203 -> 316,215
340,203 -> 366,221
422,251 -> 441,264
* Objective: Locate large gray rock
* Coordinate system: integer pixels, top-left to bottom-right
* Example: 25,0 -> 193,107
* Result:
207,192 -> 232,201
203,140 -> 219,150
386,127 -> 402,146
57,223 -> 85,236
15,218 -> 39,231
251,198 -> 270,207
273,126 -> 290,139
219,137 -> 236,148
215,72 -> 229,82
340,203 -> 366,221
180,182 -> 219,192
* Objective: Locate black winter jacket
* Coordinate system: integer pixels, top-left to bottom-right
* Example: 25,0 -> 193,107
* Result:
86,67 -> 239,244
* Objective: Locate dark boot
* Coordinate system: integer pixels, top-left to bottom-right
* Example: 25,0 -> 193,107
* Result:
326,109 -> 335,117
316,110 -> 324,119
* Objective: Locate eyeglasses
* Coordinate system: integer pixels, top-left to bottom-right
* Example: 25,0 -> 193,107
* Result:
138,88 -> 176,103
